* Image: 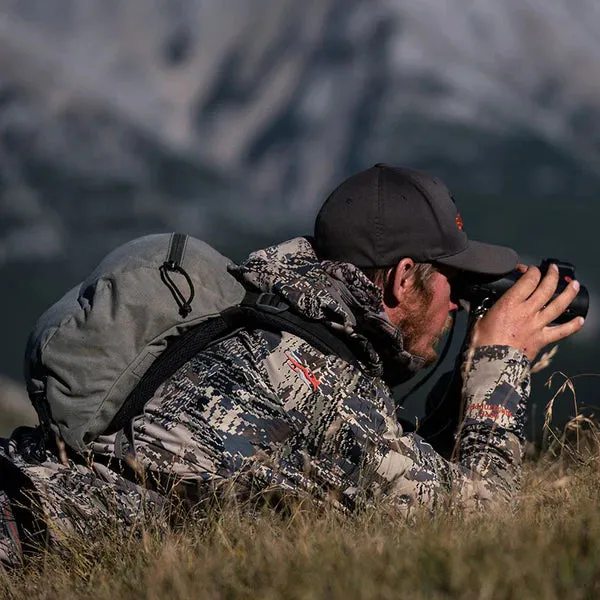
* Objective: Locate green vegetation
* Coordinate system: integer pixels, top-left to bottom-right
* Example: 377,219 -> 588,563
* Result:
2,426 -> 600,600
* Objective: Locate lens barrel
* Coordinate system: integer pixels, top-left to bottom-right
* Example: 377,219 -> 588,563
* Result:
458,260 -> 589,325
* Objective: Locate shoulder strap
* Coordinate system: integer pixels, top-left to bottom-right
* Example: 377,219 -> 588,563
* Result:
105,309 -> 241,435
239,291 -> 358,366
105,291 -> 358,435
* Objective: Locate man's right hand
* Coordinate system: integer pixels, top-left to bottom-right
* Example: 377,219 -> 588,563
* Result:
470,263 -> 585,363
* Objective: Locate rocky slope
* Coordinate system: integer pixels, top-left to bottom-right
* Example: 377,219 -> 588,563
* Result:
0,0 -> 600,259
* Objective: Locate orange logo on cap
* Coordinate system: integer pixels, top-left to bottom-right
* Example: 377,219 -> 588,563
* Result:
456,213 -> 464,231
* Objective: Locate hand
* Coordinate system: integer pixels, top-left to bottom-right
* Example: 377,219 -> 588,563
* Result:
470,263 -> 585,362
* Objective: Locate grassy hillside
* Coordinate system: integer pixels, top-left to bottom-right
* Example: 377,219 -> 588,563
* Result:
2,425 -> 599,600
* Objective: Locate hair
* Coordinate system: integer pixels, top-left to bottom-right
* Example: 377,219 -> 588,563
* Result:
361,262 -> 436,299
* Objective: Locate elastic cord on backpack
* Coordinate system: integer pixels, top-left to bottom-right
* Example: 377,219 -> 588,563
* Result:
160,233 -> 195,317
160,263 -> 195,317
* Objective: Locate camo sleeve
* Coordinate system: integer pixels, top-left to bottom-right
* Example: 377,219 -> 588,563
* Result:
375,345 -> 530,514
454,344 -> 530,501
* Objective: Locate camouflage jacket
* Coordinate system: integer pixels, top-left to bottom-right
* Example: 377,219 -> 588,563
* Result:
1,237 -> 530,566
92,237 -> 530,511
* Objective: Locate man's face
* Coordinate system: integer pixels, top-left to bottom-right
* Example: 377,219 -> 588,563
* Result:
390,265 -> 458,365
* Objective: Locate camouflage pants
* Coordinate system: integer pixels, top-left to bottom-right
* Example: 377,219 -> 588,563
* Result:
0,429 -> 166,568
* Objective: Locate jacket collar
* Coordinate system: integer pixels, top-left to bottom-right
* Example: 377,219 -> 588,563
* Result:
230,237 -> 425,384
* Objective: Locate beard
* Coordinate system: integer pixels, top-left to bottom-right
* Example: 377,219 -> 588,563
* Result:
398,299 -> 454,367
436,313 -> 455,343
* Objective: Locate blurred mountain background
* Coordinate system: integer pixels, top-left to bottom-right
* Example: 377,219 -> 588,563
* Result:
0,0 -> 599,437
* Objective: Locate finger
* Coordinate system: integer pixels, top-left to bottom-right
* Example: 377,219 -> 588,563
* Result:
515,264 -> 528,274
543,315 -> 585,345
504,266 -> 542,302
528,263 -> 560,309
539,279 -> 581,324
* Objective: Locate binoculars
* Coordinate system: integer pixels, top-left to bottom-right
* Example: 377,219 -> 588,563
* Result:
457,259 -> 589,325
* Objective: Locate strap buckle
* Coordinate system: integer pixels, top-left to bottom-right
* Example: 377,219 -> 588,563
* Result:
255,292 -> 288,314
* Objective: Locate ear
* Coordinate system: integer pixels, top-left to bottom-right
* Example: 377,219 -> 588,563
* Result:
389,258 -> 416,304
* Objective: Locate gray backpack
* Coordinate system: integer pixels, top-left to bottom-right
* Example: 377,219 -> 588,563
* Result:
24,233 -> 357,453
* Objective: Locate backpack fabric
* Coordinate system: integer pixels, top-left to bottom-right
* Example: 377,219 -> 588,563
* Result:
25,233 -> 247,452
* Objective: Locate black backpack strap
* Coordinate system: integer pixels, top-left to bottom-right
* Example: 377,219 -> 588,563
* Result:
239,291 -> 359,367
105,309 -> 244,435
105,291 -> 359,435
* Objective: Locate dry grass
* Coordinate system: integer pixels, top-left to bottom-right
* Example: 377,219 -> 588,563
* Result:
2,454 -> 600,599
2,376 -> 600,599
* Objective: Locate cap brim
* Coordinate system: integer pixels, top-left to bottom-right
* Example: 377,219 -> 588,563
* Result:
434,240 -> 518,276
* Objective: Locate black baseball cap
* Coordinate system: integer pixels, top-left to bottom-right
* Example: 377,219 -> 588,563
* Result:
314,163 -> 518,275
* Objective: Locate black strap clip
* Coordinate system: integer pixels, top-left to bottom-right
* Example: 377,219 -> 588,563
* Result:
255,292 -> 289,314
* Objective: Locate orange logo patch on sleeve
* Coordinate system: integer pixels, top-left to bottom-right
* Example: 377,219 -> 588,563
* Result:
455,213 -> 464,230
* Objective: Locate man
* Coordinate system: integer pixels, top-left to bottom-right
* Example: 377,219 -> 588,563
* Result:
0,164 -> 583,565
